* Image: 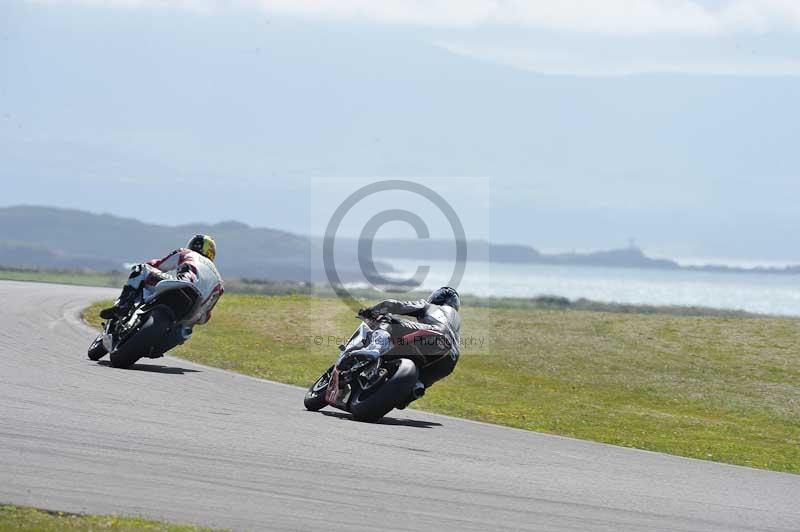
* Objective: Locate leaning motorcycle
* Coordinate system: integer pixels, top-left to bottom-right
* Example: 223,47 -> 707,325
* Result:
304,314 -> 452,422
87,280 -> 200,368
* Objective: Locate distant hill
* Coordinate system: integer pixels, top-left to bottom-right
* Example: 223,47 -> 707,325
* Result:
0,241 -> 121,271
366,239 -> 681,269
0,206 -> 323,281
1,206 -> 796,280
368,239 -> 800,273
534,247 -> 681,269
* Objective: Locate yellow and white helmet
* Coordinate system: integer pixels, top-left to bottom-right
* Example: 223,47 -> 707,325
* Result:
188,234 -> 217,261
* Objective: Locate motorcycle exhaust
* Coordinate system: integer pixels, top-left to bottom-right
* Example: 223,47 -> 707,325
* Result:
412,381 -> 426,399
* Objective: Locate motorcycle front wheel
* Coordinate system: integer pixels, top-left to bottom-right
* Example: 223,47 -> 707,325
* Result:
87,334 -> 108,361
304,366 -> 333,411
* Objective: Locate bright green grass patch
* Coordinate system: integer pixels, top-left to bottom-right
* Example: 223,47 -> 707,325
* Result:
0,505 -> 221,531
85,293 -> 800,474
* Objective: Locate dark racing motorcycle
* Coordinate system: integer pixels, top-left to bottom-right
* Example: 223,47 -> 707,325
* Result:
304,314 -> 452,422
87,280 -> 199,368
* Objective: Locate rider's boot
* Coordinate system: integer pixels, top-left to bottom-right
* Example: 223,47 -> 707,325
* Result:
99,285 -> 137,320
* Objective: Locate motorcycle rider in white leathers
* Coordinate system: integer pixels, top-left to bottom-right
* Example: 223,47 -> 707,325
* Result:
100,234 -> 224,327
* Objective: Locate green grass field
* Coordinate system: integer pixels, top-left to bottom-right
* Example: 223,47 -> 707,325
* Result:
0,505 -> 220,532
85,293 -> 800,474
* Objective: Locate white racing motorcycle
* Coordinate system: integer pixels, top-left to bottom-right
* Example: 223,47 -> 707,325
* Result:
87,281 -> 200,368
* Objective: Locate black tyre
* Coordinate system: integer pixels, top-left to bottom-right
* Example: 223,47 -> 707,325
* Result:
350,358 -> 418,422
110,307 -> 172,368
87,334 -> 108,361
304,366 -> 333,411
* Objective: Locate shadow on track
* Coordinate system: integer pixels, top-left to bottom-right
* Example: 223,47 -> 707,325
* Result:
96,360 -> 202,375
318,409 -> 442,428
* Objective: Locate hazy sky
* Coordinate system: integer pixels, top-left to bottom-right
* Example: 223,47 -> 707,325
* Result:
2,0 -> 799,263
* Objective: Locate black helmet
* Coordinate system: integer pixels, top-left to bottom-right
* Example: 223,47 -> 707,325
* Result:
428,286 -> 460,311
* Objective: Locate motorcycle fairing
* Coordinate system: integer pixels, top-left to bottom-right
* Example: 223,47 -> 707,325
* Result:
325,322 -> 378,408
325,368 -> 349,408
399,329 -> 452,365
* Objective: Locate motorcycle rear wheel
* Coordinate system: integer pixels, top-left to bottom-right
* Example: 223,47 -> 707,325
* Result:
109,307 -> 172,368
350,358 -> 418,423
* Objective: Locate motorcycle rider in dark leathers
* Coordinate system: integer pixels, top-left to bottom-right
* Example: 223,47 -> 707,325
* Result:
355,287 -> 461,400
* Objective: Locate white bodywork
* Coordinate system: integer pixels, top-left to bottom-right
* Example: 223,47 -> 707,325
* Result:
144,254 -> 223,326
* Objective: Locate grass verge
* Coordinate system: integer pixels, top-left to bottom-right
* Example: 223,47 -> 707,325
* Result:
85,293 -> 800,474
0,505 -> 221,531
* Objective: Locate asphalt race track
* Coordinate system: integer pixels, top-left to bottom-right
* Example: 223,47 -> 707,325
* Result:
1,280 -> 799,531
